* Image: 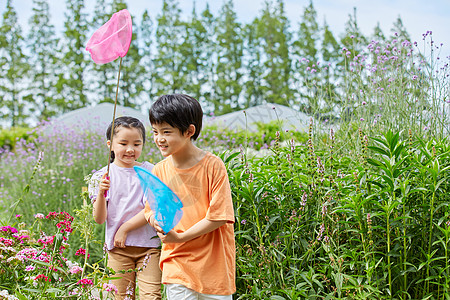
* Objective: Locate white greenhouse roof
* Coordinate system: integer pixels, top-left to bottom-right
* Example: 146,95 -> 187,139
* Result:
51,102 -> 150,132
205,103 -> 311,132
50,102 -> 311,134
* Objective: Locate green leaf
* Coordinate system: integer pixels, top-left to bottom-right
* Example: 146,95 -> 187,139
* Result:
270,296 -> 287,300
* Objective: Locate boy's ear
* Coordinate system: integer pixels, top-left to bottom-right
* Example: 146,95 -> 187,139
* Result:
107,140 -> 112,149
186,124 -> 196,138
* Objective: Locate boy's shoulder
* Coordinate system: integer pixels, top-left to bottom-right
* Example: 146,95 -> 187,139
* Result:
153,151 -> 224,171
154,156 -> 171,168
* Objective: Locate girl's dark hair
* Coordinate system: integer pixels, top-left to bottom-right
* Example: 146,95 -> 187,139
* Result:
149,94 -> 203,140
106,116 -> 146,163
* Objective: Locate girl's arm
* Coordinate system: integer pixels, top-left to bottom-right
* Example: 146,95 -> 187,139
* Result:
156,218 -> 227,244
114,209 -> 148,248
92,173 -> 109,224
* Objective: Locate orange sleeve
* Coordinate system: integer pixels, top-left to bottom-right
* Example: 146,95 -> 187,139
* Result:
206,157 -> 234,223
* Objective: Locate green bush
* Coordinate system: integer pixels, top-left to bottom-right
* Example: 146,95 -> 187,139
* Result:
0,127 -> 36,150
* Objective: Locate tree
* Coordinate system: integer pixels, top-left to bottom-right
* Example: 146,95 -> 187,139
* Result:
153,0 -> 186,95
198,4 -> 217,111
213,0 -> 243,114
111,0 -> 145,108
27,0 -> 59,121
390,16 -> 410,42
340,7 -> 368,58
0,0 -> 30,127
242,20 -> 265,108
88,0 -> 116,104
292,0 -> 321,113
372,22 -> 386,43
338,7 -> 368,113
56,0 -> 89,112
321,18 -> 343,114
254,0 -> 292,106
140,9 -> 156,103
180,3 -> 210,105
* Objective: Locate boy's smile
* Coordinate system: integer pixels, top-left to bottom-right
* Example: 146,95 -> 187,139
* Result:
152,122 -> 193,158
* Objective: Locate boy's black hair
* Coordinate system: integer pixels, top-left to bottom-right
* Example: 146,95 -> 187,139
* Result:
106,116 -> 146,163
149,94 -> 203,140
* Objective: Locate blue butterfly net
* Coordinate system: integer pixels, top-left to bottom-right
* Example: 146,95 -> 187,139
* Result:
134,166 -> 183,233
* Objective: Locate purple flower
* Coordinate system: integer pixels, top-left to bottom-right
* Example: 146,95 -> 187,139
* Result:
241,219 -> 247,225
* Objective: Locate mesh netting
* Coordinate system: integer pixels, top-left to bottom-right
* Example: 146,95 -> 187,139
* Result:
134,166 -> 183,234
86,9 -> 132,64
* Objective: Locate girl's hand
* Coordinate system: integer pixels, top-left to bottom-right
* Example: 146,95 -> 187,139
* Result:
149,214 -> 164,233
99,173 -> 110,194
114,226 -> 127,248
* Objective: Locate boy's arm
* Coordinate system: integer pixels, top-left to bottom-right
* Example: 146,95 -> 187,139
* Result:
157,218 -> 227,244
92,173 -> 109,224
114,209 -> 149,248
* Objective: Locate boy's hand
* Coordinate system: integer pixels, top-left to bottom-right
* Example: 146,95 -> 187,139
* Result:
157,230 -> 184,243
114,226 -> 128,248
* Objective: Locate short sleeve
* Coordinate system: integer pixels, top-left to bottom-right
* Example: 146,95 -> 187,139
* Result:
206,157 -> 234,223
88,170 -> 106,203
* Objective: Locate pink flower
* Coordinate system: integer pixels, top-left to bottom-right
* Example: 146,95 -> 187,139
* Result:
77,278 -> 93,288
69,266 -> 83,274
75,248 -> 90,259
25,265 -> 35,271
103,283 -> 118,294
35,213 -> 45,219
1,226 -> 18,234
35,274 -> 51,282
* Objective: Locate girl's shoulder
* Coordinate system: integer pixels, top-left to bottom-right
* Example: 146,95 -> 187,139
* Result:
91,165 -> 108,179
139,161 -> 154,172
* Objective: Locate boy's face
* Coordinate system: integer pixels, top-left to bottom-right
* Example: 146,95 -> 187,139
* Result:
151,122 -> 193,157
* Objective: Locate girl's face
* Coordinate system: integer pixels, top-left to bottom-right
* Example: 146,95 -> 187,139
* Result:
108,127 -> 144,168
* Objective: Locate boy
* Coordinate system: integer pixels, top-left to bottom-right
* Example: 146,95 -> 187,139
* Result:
144,94 -> 236,299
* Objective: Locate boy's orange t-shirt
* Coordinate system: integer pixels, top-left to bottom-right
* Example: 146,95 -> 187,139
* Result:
144,152 -> 236,295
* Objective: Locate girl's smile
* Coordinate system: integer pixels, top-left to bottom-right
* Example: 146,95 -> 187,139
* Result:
109,127 -> 144,168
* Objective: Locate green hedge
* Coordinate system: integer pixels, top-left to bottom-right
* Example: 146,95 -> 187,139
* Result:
0,127 -> 36,150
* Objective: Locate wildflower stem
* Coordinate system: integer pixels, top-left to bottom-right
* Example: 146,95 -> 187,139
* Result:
8,152 -> 43,224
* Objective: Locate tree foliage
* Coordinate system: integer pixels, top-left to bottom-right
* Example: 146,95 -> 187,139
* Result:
0,0 -> 431,129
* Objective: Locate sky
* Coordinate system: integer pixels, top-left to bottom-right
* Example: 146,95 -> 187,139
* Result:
2,0 -> 450,58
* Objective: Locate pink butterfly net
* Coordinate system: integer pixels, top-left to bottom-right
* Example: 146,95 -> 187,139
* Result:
86,9 -> 132,65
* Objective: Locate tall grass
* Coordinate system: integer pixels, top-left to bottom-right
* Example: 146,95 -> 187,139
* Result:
228,127 -> 450,299
305,31 -> 450,151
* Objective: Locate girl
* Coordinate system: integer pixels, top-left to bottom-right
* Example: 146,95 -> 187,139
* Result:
88,116 -> 161,300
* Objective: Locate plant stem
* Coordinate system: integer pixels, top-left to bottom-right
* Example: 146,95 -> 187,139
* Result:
426,191 -> 436,294
386,196 -> 392,299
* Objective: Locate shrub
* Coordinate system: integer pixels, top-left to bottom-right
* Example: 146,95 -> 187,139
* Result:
0,127 -> 36,151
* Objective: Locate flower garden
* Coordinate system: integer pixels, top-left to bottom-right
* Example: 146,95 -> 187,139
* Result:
1,34 -> 450,299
